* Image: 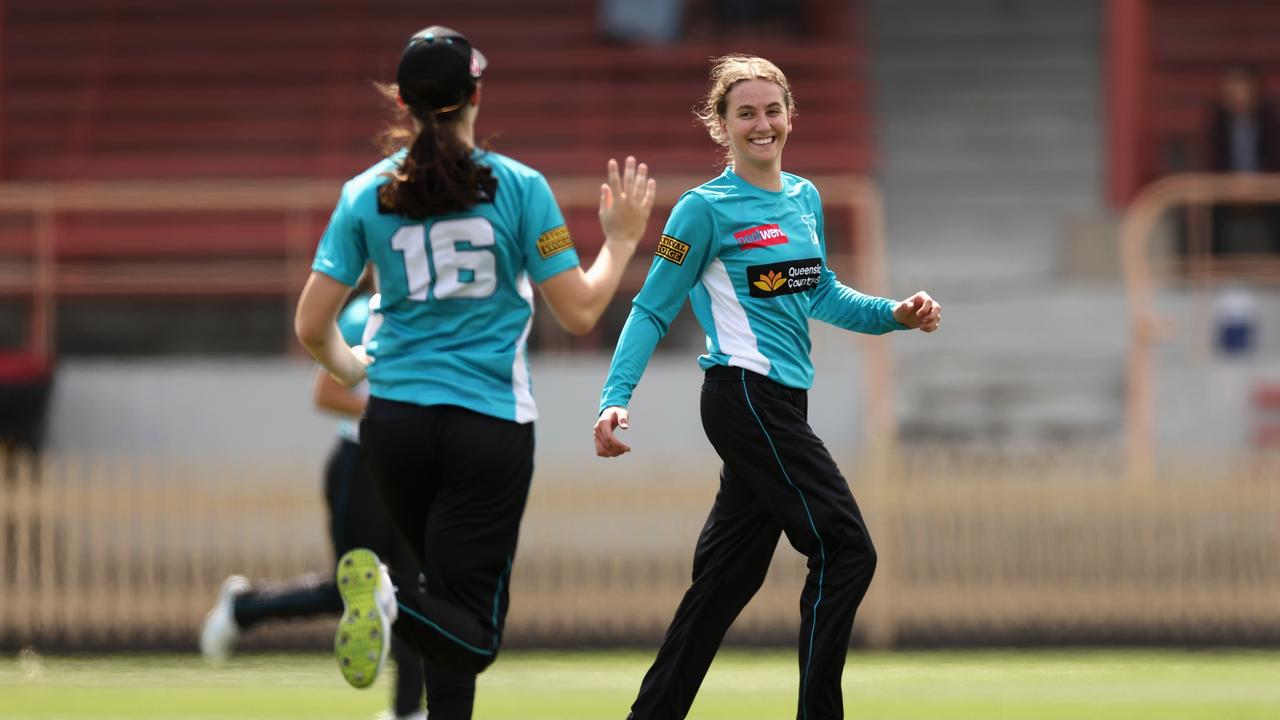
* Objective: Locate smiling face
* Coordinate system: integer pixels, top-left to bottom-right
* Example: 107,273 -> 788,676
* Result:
720,78 -> 792,177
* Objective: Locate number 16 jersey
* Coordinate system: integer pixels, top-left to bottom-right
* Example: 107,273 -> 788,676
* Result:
312,149 -> 580,423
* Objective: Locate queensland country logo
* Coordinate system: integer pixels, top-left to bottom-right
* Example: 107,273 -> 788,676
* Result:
656,234 -> 691,265
746,258 -> 823,298
734,223 -> 789,250
537,225 -> 574,259
753,270 -> 787,293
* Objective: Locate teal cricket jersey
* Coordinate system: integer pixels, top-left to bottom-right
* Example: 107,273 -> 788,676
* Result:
312,149 -> 580,423
334,293 -> 373,443
599,167 -> 906,412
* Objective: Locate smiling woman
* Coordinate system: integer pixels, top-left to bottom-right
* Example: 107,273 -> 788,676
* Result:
592,54 -> 942,720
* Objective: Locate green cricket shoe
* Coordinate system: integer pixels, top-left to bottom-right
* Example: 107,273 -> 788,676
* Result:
335,548 -> 397,689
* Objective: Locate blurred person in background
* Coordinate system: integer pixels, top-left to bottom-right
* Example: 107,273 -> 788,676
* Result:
593,55 -> 940,720
598,0 -> 685,44
200,271 -> 426,720
0,352 -> 55,462
294,25 -> 656,720
715,0 -> 809,36
1207,62 -> 1280,255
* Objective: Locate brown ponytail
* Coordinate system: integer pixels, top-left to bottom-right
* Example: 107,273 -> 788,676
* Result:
375,83 -> 497,219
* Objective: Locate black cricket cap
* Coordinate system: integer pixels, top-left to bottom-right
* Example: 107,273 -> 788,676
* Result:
396,26 -> 487,113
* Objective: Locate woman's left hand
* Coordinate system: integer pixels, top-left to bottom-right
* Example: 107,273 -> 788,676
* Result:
893,291 -> 941,333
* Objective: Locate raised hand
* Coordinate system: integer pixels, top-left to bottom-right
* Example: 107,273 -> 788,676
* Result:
598,156 -> 657,246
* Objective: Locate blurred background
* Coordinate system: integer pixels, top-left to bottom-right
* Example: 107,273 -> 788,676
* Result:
1,0 -> 1279,658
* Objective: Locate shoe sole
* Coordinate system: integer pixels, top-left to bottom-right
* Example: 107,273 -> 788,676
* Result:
335,548 -> 389,689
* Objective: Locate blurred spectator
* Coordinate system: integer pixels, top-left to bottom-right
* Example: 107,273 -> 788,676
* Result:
1209,63 -> 1280,173
0,352 -> 54,456
715,0 -> 809,36
599,0 -> 685,44
1206,63 -> 1280,255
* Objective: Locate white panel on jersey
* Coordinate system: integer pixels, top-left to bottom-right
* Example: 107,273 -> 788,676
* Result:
361,293 -> 384,346
511,273 -> 538,423
701,258 -> 771,376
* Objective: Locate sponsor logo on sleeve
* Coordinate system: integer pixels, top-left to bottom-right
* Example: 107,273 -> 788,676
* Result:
746,258 -> 823,298
536,225 -> 574,259
656,234 -> 691,265
734,223 -> 789,250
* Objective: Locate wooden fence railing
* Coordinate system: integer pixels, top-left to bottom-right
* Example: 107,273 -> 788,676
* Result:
1120,173 -> 1280,483
4,450 -> 1277,649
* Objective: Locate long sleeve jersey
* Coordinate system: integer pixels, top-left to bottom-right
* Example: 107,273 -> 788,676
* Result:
599,167 -> 905,412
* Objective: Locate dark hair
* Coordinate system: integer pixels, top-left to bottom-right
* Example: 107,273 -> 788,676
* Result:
1224,61 -> 1262,82
375,82 -> 497,219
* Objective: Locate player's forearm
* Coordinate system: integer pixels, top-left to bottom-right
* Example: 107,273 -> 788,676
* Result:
295,270 -> 366,383
810,273 -> 906,335
298,323 -> 365,386
598,304 -> 665,412
575,238 -> 639,329
313,370 -> 366,417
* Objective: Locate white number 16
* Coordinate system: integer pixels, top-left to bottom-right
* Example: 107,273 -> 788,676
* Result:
390,217 -> 497,301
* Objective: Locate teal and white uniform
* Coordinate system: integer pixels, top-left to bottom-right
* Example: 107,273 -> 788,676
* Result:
614,167 -> 908,720
313,149 -> 580,423
599,167 -> 905,411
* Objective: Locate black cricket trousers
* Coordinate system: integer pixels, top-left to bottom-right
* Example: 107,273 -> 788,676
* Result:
233,438 -> 425,717
359,398 -> 535,720
630,366 -> 878,720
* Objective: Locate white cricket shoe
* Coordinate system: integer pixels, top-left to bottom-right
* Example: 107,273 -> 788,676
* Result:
199,574 -> 250,664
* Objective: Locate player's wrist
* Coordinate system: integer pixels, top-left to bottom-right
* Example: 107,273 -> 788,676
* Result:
891,301 -> 912,326
603,230 -> 642,249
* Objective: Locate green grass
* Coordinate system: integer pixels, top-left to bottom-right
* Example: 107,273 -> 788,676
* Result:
3,648 -> 1278,719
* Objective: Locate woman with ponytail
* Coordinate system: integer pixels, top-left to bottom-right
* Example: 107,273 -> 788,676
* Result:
294,25 -> 656,720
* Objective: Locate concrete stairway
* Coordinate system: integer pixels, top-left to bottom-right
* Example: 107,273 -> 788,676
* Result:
871,0 -> 1103,287
868,0 -> 1120,447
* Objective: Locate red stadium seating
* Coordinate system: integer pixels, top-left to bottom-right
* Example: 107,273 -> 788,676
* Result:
2,0 -> 870,183
0,0 -> 871,284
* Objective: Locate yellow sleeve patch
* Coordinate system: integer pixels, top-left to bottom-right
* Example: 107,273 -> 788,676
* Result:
656,234 -> 691,265
536,225 -> 574,259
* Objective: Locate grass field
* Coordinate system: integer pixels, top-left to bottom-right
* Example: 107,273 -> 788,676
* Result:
3,648 -> 1278,719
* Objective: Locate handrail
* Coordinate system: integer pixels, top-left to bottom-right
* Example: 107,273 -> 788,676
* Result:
0,174 -> 895,446
0,179 -> 339,210
1120,172 -> 1280,483
0,180 -> 340,359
